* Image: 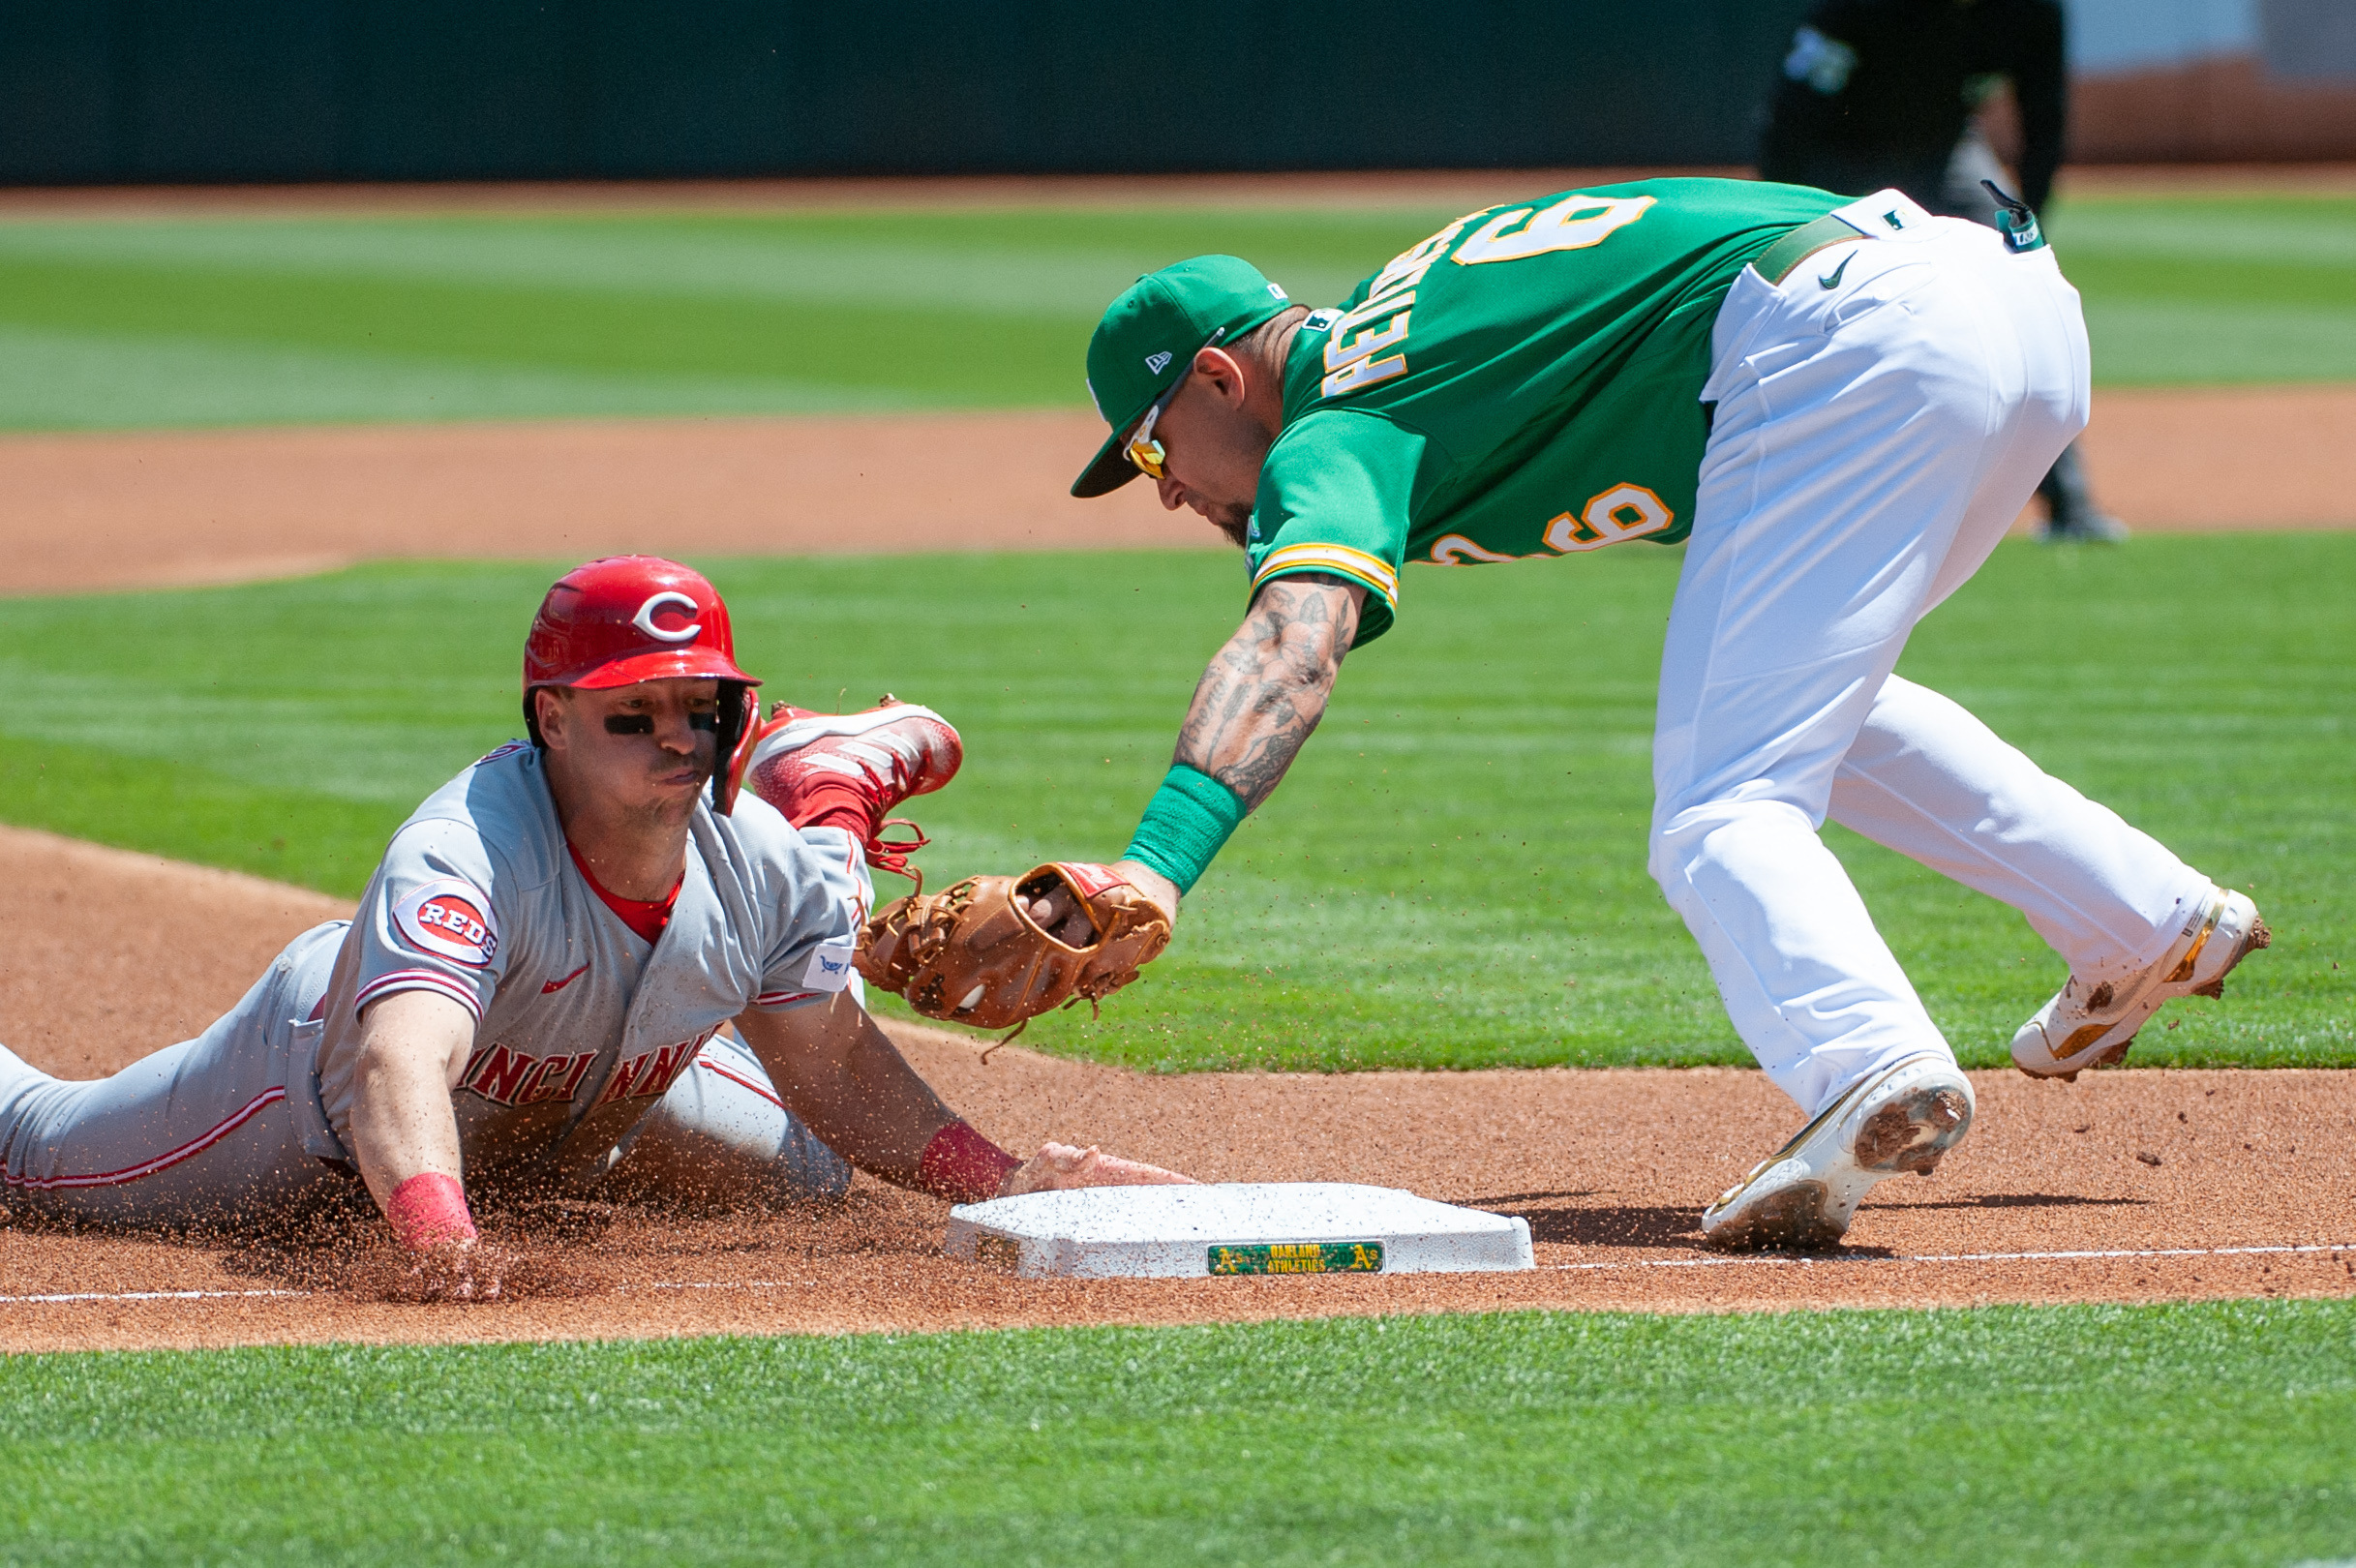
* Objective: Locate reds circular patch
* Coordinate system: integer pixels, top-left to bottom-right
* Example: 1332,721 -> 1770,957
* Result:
394,878 -> 501,967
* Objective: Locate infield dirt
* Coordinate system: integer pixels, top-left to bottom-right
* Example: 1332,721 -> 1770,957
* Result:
1,825 -> 2348,1352
0,387 -> 2350,594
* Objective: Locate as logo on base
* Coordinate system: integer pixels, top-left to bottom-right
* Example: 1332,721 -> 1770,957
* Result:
1208,1241 -> 1383,1276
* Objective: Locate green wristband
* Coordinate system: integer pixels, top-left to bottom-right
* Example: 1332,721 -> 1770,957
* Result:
1121,766 -> 1247,895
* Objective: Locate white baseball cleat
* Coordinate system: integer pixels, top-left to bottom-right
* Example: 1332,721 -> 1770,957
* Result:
1700,1052 -> 1975,1253
739,697 -> 962,878
2010,887 -> 2269,1081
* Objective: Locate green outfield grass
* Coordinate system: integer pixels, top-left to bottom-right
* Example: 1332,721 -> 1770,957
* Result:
0,188 -> 2345,430
4,1301 -> 2352,1566
0,533 -> 2345,1072
2043,193 -> 2356,387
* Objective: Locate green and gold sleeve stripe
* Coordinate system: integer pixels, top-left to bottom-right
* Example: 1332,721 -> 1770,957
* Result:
1249,542 -> 1400,606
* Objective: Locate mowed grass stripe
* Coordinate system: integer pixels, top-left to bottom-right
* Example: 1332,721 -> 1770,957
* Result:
4,1301 -> 2353,1566
0,256 -> 1085,407
2049,192 -> 2356,384
0,211 -> 1405,317
0,191 -> 2346,430
0,322 -> 923,431
0,533 -> 2344,1072
0,207 -> 1428,429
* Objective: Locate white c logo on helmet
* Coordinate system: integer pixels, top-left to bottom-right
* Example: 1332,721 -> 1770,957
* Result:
631,591 -> 702,644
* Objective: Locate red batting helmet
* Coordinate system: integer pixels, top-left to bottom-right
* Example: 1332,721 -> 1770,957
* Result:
524,556 -> 756,691
522,557 -> 762,814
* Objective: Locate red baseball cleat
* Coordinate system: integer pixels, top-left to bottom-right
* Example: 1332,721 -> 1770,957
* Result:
737,697 -> 963,881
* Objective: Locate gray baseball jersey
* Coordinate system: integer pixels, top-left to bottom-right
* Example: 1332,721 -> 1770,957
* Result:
0,740 -> 869,1225
312,739 -> 865,1191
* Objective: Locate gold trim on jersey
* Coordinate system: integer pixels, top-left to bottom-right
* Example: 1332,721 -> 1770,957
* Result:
1429,534 -> 1522,564
1320,300 -> 1414,399
1453,194 -> 1656,266
1321,349 -> 1409,399
1543,483 -> 1675,553
1323,306 -> 1412,373
1251,543 -> 1400,604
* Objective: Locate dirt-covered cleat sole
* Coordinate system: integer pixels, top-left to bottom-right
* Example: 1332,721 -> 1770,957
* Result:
2010,888 -> 2270,1081
1700,1053 -> 1975,1253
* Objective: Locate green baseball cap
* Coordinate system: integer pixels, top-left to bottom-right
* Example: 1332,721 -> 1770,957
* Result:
1070,255 -> 1294,498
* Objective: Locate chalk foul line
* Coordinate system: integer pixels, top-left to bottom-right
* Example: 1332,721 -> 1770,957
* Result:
0,1281 -> 826,1306
0,1287 -> 308,1305
0,1243 -> 2347,1306
1544,1242 -> 2356,1273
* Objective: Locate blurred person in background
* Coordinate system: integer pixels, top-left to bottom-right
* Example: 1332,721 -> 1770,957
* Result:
1759,0 -> 2128,543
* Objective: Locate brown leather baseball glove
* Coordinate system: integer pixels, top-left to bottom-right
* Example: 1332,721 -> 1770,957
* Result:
856,861 -> 1172,1032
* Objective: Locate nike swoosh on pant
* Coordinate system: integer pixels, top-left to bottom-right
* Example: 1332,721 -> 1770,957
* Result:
542,964 -> 590,994
1818,253 -> 1854,289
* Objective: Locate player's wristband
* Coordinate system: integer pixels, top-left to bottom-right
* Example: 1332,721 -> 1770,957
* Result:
384,1171 -> 479,1250
918,1120 -> 1022,1204
1120,765 -> 1247,895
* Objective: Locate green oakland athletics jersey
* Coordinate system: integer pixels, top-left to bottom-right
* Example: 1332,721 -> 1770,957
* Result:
1243,178 -> 1845,645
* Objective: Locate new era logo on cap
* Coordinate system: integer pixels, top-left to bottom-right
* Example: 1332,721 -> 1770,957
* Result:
1144,350 -> 1173,375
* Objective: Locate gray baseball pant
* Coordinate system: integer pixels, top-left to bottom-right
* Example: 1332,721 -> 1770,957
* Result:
0,920 -> 851,1230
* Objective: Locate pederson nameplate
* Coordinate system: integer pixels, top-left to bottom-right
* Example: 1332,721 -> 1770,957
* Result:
1208,1241 -> 1384,1276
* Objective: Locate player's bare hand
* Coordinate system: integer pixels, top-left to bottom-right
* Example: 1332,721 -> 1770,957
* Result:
372,1238 -> 523,1305
999,1140 -> 1195,1196
1106,860 -> 1180,926
1019,889 -> 1100,948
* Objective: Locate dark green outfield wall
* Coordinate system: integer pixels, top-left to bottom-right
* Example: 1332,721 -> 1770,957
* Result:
0,1 -> 1810,184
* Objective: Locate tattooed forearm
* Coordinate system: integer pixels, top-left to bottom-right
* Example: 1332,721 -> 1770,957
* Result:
1174,574 -> 1365,811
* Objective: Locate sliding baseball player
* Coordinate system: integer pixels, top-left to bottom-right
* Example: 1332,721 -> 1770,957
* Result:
950,178 -> 2263,1252
0,556 -> 1184,1298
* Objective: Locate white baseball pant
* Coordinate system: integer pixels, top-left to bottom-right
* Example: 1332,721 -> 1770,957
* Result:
1650,196 -> 2215,1116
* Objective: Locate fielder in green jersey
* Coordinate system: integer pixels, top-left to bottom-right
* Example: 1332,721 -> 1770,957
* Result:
1051,175 -> 2262,1252
1072,179 -> 1843,644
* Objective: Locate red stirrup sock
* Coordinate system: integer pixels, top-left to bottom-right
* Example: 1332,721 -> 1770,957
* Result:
385,1171 -> 479,1250
783,778 -> 879,841
917,1121 -> 1022,1204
